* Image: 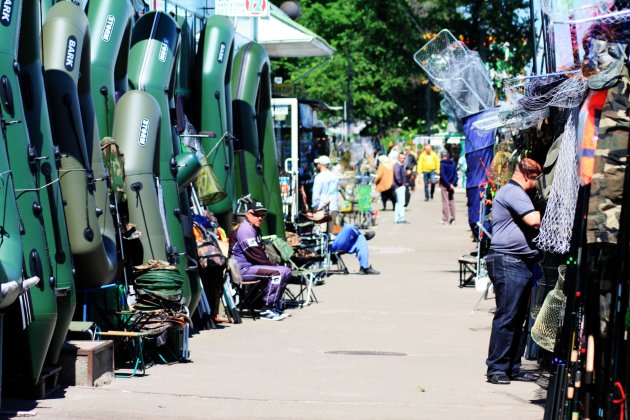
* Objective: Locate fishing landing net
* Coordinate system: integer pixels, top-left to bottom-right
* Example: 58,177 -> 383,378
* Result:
535,115 -> 579,254
531,265 -> 568,352
414,30 -> 495,119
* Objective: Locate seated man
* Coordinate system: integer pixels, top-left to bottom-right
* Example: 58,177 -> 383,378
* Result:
229,201 -> 290,320
330,224 -> 379,275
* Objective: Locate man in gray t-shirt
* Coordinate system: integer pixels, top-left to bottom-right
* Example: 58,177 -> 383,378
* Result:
489,181 -> 539,258
485,158 -> 542,385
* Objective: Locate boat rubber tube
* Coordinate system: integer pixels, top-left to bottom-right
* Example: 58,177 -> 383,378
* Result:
0,0 -> 58,385
232,42 -> 286,238
42,1 -> 118,289
113,90 -> 168,263
18,0 -> 77,366
174,16 -> 202,190
175,15 -> 194,122
128,11 -> 195,307
0,11 -> 25,310
195,15 -> 236,216
88,0 -> 135,139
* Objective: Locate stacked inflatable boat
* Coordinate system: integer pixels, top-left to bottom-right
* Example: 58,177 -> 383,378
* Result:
0,0 -> 285,393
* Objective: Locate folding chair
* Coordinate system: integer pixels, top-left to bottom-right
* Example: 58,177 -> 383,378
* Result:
326,250 -> 350,275
265,236 -> 324,308
230,272 -> 266,320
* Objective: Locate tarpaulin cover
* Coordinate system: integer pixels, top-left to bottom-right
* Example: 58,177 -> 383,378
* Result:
462,110 -> 496,232
462,109 -> 496,189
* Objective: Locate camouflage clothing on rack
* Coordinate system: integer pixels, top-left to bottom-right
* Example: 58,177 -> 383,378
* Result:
101,137 -> 126,202
587,74 -> 630,244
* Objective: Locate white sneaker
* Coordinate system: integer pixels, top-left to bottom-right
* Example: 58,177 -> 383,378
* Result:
260,309 -> 288,321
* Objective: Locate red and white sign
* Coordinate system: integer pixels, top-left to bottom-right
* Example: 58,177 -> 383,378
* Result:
216,0 -> 269,17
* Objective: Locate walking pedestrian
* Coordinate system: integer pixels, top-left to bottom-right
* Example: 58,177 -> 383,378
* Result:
485,158 -> 542,384
418,144 -> 439,201
375,155 -> 395,210
393,152 -> 409,224
439,150 -> 457,225
404,146 -> 418,192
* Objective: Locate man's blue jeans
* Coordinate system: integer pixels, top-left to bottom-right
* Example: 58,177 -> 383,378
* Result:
330,224 -> 369,269
485,252 -> 534,377
394,185 -> 406,223
423,171 -> 436,199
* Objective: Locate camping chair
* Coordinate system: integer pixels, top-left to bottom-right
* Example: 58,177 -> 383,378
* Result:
293,212 -> 348,276
226,258 -> 267,320
264,236 -> 325,307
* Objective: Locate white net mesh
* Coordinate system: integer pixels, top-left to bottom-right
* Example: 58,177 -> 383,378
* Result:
503,71 -> 588,110
534,115 -> 580,254
531,265 -> 568,352
414,30 -> 495,118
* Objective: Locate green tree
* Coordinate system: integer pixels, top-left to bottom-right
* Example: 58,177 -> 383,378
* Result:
270,0 -> 532,136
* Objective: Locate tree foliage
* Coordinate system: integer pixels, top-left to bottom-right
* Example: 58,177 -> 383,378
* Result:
270,0 -> 532,136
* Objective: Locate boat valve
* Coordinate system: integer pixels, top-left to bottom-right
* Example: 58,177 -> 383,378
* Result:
84,227 -> 94,241
130,182 -> 143,192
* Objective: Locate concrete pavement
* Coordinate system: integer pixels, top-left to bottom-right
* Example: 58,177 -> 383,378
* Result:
5,189 -> 545,419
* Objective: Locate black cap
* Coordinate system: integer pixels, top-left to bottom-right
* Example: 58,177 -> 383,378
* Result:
246,201 -> 268,213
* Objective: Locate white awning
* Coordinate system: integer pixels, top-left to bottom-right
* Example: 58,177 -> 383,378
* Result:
256,5 -> 334,58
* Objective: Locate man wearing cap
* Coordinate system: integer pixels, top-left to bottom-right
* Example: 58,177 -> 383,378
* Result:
311,155 -> 338,234
485,158 -> 542,384
229,201 -> 290,320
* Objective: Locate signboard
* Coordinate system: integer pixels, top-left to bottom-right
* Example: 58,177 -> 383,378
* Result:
272,83 -> 304,97
215,0 -> 270,17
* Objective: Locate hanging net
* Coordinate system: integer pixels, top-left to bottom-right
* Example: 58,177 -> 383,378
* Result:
414,30 -> 495,118
535,115 -> 580,254
531,265 -> 568,352
503,71 -> 588,111
472,70 -> 586,133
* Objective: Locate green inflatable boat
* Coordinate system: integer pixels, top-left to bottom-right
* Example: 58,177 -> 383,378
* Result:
128,11 -> 201,312
194,15 -> 236,218
42,1 -> 118,290
87,0 -> 135,139
18,0 -> 78,368
232,42 -> 286,238
1,0 -> 59,387
113,90 -> 169,265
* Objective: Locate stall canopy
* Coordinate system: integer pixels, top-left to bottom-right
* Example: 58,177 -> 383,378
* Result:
257,5 -> 334,58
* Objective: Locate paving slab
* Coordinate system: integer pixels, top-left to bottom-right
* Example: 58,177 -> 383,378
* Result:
4,188 -> 545,419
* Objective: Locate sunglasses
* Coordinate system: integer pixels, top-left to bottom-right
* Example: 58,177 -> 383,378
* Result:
250,211 -> 267,218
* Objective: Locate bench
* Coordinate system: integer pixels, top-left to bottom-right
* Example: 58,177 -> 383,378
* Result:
96,331 -> 148,377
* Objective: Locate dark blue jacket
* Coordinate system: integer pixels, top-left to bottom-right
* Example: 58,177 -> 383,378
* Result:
439,158 -> 458,189
393,162 -> 406,187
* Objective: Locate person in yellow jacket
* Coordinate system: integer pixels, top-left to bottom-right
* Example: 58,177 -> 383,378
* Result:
417,144 -> 440,201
